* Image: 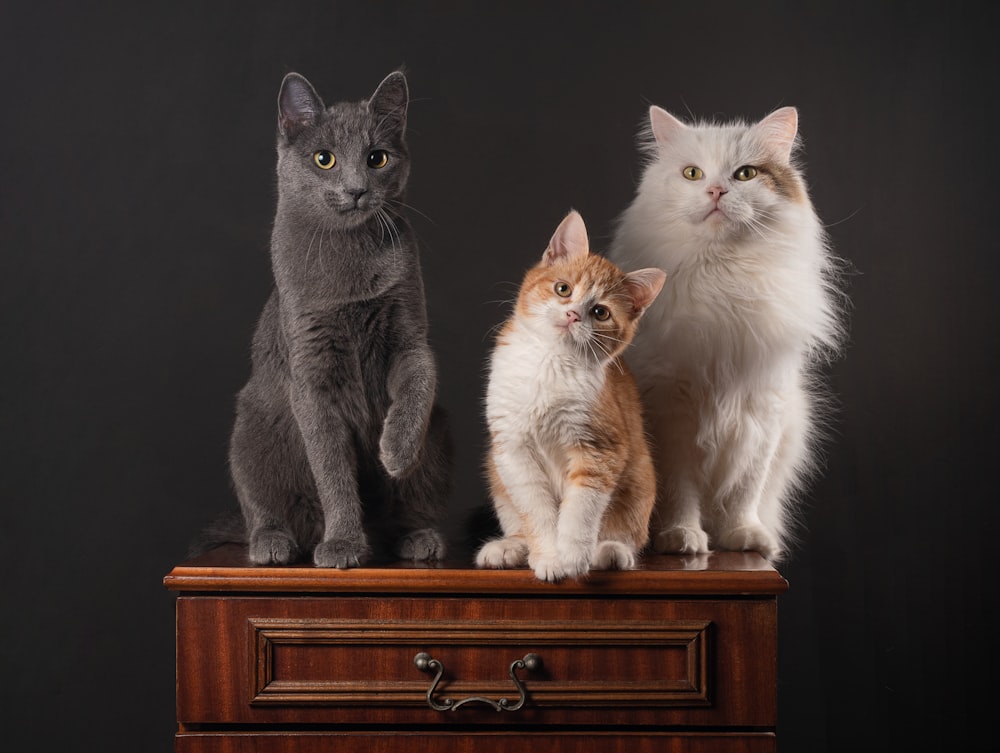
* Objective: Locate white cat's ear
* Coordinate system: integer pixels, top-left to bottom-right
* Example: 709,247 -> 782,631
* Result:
278,73 -> 325,141
369,71 -> 409,132
623,268 -> 667,315
649,106 -> 688,145
755,107 -> 799,162
543,210 -> 590,265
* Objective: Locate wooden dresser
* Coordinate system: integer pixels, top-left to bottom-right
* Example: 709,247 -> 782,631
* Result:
164,544 -> 787,752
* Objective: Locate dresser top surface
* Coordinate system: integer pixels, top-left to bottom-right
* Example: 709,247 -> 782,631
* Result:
164,544 -> 788,596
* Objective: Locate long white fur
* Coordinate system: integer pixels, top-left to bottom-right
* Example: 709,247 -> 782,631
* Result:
610,106 -> 843,562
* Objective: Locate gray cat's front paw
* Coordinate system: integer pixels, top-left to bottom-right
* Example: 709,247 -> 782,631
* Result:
396,528 -> 446,561
249,529 -> 299,565
313,537 -> 372,568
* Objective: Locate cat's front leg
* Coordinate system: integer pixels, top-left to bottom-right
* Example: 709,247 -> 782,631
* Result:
289,380 -> 371,568
489,442 -> 563,582
380,347 -> 436,478
556,486 -> 613,579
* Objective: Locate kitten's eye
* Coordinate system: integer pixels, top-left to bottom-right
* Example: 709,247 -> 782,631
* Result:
554,281 -> 572,297
683,166 -> 704,180
314,150 -> 336,169
368,150 -> 389,169
734,165 -> 759,181
590,305 -> 611,321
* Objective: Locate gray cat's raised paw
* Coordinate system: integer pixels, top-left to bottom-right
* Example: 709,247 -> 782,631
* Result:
396,528 -> 446,561
249,529 -> 299,565
313,537 -> 372,568
379,427 -> 420,479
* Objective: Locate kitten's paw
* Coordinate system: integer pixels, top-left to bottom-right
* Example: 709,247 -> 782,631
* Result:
654,525 -> 710,555
313,537 -> 372,568
592,540 -> 637,571
529,552 -> 566,583
475,537 -> 528,569
716,524 -> 779,561
249,529 -> 299,565
396,528 -> 446,561
556,543 -> 592,579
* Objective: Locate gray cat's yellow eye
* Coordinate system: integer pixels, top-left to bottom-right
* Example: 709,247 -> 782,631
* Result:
314,150 -> 336,169
554,281 -> 572,297
734,165 -> 758,181
591,304 -> 611,321
683,166 -> 704,180
368,150 -> 389,169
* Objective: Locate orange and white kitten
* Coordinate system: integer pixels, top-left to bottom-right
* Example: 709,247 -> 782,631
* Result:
476,210 -> 666,582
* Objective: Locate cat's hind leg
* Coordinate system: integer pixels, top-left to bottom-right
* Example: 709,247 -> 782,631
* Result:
389,404 -> 452,561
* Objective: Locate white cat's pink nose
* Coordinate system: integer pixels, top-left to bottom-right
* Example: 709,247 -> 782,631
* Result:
566,310 -> 581,323
707,186 -> 727,201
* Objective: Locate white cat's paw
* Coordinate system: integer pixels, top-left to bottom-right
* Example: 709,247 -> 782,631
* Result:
592,540 -> 637,571
654,525 -> 710,555
475,538 -> 528,569
716,524 -> 780,561
529,552 -> 566,583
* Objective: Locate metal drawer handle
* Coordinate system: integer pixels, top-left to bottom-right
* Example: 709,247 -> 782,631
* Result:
413,651 -> 542,712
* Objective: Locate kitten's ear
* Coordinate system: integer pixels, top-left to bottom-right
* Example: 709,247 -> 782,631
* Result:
543,210 -> 590,265
623,268 -> 667,315
755,106 -> 799,162
649,106 -> 688,145
369,71 -> 409,132
278,73 -> 325,141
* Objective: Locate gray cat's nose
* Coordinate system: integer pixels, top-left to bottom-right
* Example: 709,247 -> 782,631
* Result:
345,187 -> 369,209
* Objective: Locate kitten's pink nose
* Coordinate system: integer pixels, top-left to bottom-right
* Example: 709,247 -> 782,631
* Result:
707,185 -> 727,202
565,309 -> 581,323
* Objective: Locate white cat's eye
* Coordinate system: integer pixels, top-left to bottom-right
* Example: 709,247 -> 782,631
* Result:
683,166 -> 704,180
734,165 -> 759,181
368,150 -> 389,169
590,305 -> 611,321
314,150 -> 336,169
554,281 -> 572,297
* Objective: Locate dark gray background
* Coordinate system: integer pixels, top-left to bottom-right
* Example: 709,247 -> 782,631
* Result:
1,1 -> 996,751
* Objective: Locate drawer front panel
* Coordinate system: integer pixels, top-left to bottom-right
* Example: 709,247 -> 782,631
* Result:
250,618 -> 710,707
176,595 -> 777,727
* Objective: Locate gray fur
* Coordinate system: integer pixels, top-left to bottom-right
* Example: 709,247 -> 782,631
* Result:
223,70 -> 451,567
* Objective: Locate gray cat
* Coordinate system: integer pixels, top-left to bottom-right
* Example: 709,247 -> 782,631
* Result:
211,70 -> 451,567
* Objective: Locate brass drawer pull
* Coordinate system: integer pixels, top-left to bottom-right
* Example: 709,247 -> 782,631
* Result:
413,651 -> 542,712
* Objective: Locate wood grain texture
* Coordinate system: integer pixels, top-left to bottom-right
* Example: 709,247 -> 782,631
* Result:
164,543 -> 788,595
168,545 -> 784,752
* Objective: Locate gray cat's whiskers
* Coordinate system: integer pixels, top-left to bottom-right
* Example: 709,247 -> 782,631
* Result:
387,198 -> 435,226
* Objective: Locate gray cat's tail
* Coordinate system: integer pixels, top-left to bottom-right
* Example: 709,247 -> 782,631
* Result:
187,509 -> 247,558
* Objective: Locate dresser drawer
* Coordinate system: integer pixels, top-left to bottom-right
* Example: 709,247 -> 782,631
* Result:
176,593 -> 777,728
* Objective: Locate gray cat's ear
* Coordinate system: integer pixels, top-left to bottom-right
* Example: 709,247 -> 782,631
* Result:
755,106 -> 799,162
278,73 -> 325,141
369,71 -> 409,132
543,210 -> 590,265
623,268 -> 667,315
649,106 -> 687,145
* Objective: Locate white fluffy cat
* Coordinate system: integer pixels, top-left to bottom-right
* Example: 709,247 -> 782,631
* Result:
609,105 -> 844,563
